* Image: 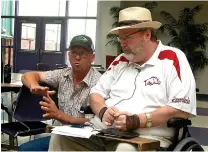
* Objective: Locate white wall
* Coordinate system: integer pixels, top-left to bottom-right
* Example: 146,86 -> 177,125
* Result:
120,1 -> 208,95
95,1 -> 120,69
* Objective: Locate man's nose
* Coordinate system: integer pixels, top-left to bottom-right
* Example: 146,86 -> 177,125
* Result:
75,55 -> 81,60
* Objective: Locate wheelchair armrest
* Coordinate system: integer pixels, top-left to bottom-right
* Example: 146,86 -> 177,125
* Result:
80,106 -> 94,114
167,118 -> 191,129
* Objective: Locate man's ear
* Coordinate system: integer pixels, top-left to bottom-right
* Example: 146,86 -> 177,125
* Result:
91,53 -> 95,63
145,30 -> 151,40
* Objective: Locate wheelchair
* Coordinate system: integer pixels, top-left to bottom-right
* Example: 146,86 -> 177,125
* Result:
81,106 -> 204,151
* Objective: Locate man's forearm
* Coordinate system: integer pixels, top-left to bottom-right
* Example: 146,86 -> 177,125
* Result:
57,111 -> 89,124
138,106 -> 189,128
89,93 -> 106,116
21,72 -> 40,88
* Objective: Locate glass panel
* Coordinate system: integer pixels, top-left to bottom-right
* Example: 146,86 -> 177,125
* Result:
45,24 -> 61,51
18,0 -> 66,16
68,0 -> 97,17
1,0 -> 15,16
67,19 -> 96,48
1,18 -> 14,36
21,23 -> 36,50
1,39 -> 14,66
87,0 -> 97,17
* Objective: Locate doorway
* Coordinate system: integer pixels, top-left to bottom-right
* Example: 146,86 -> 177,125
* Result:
14,17 -> 67,72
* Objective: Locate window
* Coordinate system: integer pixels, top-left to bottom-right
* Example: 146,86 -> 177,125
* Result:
21,23 -> 36,50
1,0 -> 15,16
45,24 -> 61,51
68,0 -> 97,17
67,19 -> 97,47
66,0 -> 97,66
18,0 -> 66,16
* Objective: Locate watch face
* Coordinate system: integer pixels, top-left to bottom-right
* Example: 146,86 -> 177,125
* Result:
147,121 -> 152,128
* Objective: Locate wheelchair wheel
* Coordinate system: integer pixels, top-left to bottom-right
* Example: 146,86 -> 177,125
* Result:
173,137 -> 204,151
186,143 -> 204,151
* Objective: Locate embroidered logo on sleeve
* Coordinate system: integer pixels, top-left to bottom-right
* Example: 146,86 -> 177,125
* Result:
171,96 -> 190,104
144,76 -> 161,86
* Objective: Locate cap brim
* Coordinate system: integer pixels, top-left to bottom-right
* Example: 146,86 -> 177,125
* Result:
69,43 -> 93,52
108,21 -> 162,35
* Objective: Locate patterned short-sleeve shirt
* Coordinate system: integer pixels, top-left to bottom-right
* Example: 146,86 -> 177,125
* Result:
44,67 -> 101,118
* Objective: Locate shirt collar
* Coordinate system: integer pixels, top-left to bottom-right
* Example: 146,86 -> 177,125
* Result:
144,40 -> 163,66
127,41 -> 163,67
82,68 -> 93,87
63,67 -> 92,87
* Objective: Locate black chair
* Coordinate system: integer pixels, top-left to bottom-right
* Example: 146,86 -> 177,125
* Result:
1,83 -> 57,149
55,63 -> 68,69
81,106 -> 204,151
37,63 -> 50,71
18,69 -> 32,74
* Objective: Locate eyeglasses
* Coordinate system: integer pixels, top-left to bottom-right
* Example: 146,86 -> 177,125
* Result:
69,51 -> 92,58
117,30 -> 142,42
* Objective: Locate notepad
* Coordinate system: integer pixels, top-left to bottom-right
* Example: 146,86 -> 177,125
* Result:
51,125 -> 99,138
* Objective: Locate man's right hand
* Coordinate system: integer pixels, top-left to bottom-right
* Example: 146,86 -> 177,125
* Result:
30,85 -> 56,96
102,106 -> 119,126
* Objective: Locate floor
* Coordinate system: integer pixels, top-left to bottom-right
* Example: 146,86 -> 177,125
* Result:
1,92 -> 208,151
189,101 -> 208,151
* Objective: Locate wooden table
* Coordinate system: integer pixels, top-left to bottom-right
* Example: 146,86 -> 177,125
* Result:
45,125 -> 160,151
1,82 -> 22,87
1,82 -> 22,93
96,134 -> 160,151
1,73 -> 23,92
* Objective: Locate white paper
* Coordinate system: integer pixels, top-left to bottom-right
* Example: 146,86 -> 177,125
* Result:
51,125 -> 99,138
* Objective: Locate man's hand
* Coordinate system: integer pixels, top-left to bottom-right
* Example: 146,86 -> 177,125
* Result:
30,85 -> 56,96
114,112 -> 132,131
102,107 -> 119,126
39,92 -> 60,119
114,112 -> 140,131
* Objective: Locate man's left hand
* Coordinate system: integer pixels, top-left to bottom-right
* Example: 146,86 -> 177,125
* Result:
114,112 -> 131,131
39,92 -> 60,119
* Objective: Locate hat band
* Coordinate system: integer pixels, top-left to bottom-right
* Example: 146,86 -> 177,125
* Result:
118,20 -> 150,27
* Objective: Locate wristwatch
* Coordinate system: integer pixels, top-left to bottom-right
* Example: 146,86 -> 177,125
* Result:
145,113 -> 152,128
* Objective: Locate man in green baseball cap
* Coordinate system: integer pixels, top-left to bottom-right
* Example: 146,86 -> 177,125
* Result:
68,35 -> 95,73
69,35 -> 95,53
19,35 -> 101,151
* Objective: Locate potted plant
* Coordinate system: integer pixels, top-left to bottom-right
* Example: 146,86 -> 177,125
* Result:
159,4 -> 208,74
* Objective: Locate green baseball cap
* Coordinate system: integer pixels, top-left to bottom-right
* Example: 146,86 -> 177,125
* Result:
69,35 -> 94,52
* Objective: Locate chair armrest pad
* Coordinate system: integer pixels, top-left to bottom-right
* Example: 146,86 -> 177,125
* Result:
80,106 -> 94,114
167,118 -> 191,129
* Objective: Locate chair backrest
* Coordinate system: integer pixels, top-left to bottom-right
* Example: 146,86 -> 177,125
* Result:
55,64 -> 68,69
37,63 -> 50,71
13,83 -> 58,122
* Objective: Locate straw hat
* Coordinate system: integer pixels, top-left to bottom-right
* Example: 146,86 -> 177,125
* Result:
109,7 -> 162,34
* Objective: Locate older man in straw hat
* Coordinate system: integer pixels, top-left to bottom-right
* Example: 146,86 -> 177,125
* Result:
49,7 -> 196,151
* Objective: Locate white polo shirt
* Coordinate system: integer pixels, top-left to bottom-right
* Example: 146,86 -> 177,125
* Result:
90,41 -> 196,147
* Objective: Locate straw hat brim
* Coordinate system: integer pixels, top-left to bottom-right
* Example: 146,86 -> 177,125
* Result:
109,21 -> 162,35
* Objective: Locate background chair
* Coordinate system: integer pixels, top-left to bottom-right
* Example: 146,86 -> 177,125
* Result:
55,63 -> 68,69
37,63 -> 50,71
1,82 -> 58,150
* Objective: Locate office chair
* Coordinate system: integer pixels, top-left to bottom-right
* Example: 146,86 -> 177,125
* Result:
37,63 -> 50,71
55,63 -> 68,69
1,83 -> 58,149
